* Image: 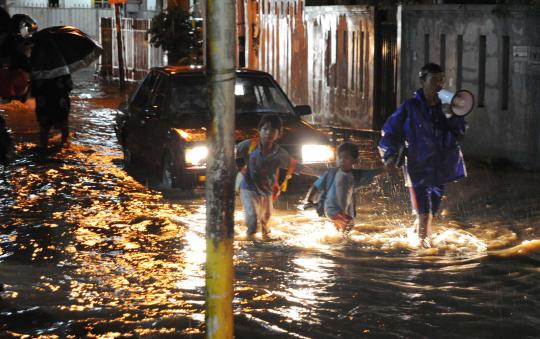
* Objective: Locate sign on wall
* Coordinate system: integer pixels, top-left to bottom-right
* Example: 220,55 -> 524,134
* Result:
513,45 -> 540,64
513,45 -> 528,58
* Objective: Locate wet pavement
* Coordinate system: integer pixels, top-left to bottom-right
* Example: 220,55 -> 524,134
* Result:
0,68 -> 539,338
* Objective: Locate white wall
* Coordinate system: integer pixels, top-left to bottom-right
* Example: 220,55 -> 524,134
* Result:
9,6 -> 113,39
14,0 -> 92,7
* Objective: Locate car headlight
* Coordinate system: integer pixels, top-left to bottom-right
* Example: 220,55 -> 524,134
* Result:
301,144 -> 335,163
185,146 -> 208,167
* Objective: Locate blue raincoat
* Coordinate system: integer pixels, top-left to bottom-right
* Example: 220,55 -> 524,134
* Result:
379,89 -> 467,187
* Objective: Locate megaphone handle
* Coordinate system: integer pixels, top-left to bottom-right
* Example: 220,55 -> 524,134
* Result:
445,115 -> 467,137
442,104 -> 453,119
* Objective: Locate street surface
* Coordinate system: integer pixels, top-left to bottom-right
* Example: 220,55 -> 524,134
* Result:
0,68 -> 539,337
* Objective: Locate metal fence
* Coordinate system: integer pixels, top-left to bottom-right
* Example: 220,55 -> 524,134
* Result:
99,17 -> 164,81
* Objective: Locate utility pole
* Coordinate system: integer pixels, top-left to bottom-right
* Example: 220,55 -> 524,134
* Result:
205,0 -> 236,338
113,2 -> 125,89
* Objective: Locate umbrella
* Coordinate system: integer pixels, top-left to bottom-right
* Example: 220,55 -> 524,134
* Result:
30,25 -> 102,80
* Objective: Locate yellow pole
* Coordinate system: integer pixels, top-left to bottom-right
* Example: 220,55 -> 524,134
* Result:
205,0 -> 236,338
206,238 -> 234,338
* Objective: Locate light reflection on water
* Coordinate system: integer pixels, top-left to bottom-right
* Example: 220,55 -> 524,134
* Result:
0,73 -> 539,337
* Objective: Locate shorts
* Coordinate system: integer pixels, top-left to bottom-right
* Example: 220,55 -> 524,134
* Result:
240,189 -> 272,235
409,184 -> 445,215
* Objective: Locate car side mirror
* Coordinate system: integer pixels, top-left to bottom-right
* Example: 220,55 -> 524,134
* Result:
294,105 -> 312,116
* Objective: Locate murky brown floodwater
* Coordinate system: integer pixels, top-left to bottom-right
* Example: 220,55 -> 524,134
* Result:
0,69 -> 539,338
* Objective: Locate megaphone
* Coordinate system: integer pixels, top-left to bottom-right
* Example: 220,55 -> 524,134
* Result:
438,89 -> 474,117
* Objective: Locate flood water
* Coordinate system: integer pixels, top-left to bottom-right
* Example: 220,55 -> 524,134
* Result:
1,70 -> 539,338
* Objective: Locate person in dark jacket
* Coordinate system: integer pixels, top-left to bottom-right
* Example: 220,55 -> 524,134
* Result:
0,10 -> 33,102
378,62 -> 467,247
32,74 -> 73,150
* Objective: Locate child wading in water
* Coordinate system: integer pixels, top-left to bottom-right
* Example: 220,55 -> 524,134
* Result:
236,114 -> 314,239
305,142 -> 384,233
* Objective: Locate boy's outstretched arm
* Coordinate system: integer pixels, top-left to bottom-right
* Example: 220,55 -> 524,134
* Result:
304,183 -> 319,204
302,172 -> 327,209
351,167 -> 385,188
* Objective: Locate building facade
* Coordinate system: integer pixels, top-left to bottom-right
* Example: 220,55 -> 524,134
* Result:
399,4 -> 540,168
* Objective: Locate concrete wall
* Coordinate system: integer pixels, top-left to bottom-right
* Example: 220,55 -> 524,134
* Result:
399,4 -> 540,168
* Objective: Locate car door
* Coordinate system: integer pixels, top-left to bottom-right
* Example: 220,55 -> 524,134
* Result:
126,71 -> 167,166
124,71 -> 158,158
140,73 -> 171,167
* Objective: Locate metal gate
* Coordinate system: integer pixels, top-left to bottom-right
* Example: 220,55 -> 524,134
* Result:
99,17 -> 164,81
373,18 -> 397,129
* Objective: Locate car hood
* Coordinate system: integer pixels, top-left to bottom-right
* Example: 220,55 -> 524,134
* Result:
171,114 -> 331,146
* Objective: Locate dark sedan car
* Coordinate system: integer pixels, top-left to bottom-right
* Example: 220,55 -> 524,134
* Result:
115,66 -> 335,189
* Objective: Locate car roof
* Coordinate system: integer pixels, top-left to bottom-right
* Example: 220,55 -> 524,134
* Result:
153,65 -> 272,77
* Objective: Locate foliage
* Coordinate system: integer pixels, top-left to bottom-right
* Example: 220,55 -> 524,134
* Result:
148,6 -> 203,65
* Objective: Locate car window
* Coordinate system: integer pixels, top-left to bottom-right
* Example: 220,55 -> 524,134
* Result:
169,74 -> 295,120
131,71 -> 158,109
148,74 -> 168,117
235,76 -> 294,115
169,75 -> 208,117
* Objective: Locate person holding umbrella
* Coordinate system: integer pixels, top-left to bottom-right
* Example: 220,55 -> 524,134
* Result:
32,73 -> 73,150
28,25 -> 102,150
1,14 -> 72,150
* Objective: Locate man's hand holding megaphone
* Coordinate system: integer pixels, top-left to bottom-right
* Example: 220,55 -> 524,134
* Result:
438,89 -> 474,118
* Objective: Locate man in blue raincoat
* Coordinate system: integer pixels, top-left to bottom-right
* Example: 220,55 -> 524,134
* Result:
378,63 -> 467,247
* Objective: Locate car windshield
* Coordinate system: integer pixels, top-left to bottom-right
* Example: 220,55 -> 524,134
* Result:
169,74 -> 295,119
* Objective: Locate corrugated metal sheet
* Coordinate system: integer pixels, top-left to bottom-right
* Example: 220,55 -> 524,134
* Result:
245,1 -> 375,129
